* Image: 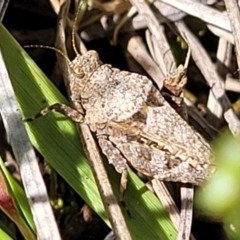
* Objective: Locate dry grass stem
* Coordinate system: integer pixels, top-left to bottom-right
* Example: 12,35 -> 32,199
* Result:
0,44 -> 61,240
55,3 -> 131,239
224,0 -> 240,69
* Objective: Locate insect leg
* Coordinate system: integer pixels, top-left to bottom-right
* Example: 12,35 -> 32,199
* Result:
98,137 -> 129,194
24,103 -> 84,122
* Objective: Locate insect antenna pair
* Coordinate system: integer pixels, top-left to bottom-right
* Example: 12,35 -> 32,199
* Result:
24,3 -> 86,122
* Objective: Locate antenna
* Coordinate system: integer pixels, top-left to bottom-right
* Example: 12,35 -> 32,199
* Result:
24,1 -> 85,63
71,1 -> 84,56
24,45 -> 73,66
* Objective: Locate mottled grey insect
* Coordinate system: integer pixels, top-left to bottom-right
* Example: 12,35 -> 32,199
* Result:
75,51 -> 216,184
26,3 -> 215,185
28,48 -> 215,185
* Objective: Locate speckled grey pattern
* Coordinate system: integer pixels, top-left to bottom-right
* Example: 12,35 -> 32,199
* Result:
67,50 -> 215,184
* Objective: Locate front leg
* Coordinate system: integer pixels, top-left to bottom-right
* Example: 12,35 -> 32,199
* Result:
24,103 -> 84,122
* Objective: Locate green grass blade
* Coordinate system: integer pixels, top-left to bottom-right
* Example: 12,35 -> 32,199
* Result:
0,228 -> 14,240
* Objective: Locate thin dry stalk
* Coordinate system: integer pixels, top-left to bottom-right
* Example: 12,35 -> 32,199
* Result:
159,0 -> 231,31
55,3 -> 131,240
176,21 -> 232,119
127,36 -> 164,89
224,0 -> 240,69
129,0 -> 174,74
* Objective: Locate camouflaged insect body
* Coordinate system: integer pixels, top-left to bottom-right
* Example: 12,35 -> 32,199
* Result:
69,50 -> 215,185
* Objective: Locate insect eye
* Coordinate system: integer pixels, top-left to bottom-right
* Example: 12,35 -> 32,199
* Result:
73,64 -> 85,78
88,50 -> 99,59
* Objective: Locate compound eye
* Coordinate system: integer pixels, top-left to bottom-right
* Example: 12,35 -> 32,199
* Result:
87,50 -> 99,59
72,64 -> 84,78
